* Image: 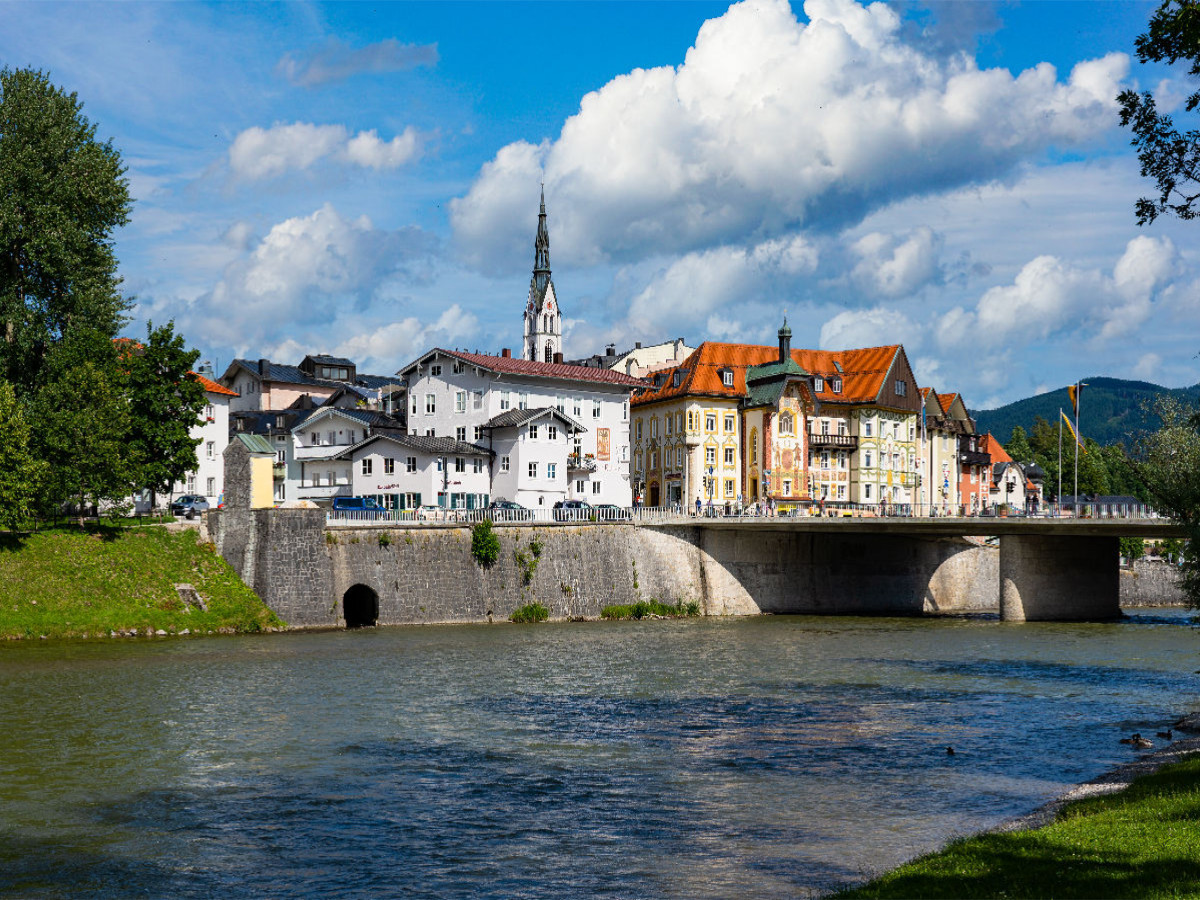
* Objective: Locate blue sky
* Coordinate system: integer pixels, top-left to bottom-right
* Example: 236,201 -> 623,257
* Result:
4,0 -> 1197,409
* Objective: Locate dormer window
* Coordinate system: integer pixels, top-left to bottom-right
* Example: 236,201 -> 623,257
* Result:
831,378 -> 842,394
431,364 -> 442,377
453,361 -> 465,374
719,368 -> 733,387
814,376 -> 824,392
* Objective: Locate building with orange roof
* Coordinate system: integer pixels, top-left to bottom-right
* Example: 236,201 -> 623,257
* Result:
166,365 -> 240,509
630,321 -> 923,510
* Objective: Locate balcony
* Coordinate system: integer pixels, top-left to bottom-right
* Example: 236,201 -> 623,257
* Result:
297,482 -> 351,500
960,449 -> 990,467
808,432 -> 858,450
273,462 -> 286,481
568,452 -> 597,472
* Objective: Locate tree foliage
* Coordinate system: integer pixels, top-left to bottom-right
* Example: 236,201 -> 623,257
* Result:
1133,397 -> 1200,606
0,67 -> 131,393
123,323 -> 206,502
1118,0 -> 1200,224
0,380 -> 44,529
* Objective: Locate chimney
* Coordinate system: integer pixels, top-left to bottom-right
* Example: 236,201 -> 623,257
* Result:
777,318 -> 792,364
501,348 -> 512,358
553,351 -> 564,364
258,358 -> 269,375
635,341 -> 642,349
674,338 -> 684,359
606,344 -> 616,357
626,359 -> 636,376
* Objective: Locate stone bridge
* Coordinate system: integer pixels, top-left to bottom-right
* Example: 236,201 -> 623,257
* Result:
207,510 -> 1186,628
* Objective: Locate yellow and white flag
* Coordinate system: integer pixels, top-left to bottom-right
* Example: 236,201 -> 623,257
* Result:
1061,409 -> 1086,453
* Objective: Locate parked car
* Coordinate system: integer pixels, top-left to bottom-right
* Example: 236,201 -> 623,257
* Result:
170,495 -> 210,519
331,497 -> 389,518
488,499 -> 531,521
553,499 -> 592,521
593,503 -> 631,521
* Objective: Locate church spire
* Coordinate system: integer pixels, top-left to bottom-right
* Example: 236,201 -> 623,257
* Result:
533,184 -> 551,296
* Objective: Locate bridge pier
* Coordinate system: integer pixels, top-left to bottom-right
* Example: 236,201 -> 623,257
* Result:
999,534 -> 1121,622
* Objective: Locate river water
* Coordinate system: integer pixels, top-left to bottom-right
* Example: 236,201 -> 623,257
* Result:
1,610 -> 1198,898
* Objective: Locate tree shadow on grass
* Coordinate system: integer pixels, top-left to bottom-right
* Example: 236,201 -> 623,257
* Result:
0,532 -> 27,552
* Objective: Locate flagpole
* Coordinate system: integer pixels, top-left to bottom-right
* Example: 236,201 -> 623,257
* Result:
1073,382 -> 1080,516
1058,408 -> 1062,515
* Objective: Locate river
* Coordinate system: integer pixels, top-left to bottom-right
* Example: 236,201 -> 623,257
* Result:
1,610 -> 1197,898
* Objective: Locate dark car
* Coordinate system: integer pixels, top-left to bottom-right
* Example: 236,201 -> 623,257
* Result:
552,499 -> 592,521
593,503 -> 631,521
488,499 -> 531,521
170,495 -> 210,519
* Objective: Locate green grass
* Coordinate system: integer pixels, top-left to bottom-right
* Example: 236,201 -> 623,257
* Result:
0,526 -> 283,639
600,599 -> 701,620
509,602 -> 549,624
834,755 -> 1200,899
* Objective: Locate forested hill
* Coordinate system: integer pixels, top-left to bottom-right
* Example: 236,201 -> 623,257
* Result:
972,377 -> 1200,446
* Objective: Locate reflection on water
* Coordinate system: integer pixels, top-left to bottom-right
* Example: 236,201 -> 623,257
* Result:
0,609 -> 1196,898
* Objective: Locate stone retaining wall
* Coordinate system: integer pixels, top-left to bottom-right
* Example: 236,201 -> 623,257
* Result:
1121,558 -> 1189,607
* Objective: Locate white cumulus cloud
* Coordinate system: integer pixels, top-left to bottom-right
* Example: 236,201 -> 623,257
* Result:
451,0 -> 1127,272
229,122 -> 420,180
850,227 -> 942,297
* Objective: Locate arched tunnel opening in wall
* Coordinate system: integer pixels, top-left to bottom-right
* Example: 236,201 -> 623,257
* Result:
342,584 -> 379,628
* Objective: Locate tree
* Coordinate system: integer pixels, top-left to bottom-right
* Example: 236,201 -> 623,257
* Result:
1117,0 -> 1200,224
1005,425 -> 1034,463
0,67 -> 131,394
1133,397 -> 1200,606
0,380 -> 43,529
123,323 -> 206,506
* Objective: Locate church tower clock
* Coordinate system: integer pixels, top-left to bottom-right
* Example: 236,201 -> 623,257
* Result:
523,188 -> 562,363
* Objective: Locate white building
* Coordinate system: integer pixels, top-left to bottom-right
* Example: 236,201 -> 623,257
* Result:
171,373 -> 236,505
335,433 -> 493,510
397,348 -> 641,508
289,406 -> 406,505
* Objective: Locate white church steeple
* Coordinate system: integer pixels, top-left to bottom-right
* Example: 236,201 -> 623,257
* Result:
523,188 -> 561,363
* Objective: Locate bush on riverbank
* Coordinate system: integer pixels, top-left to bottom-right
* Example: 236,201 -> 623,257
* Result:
601,599 -> 701,620
509,602 -> 549,624
834,755 -> 1200,899
0,526 -> 282,639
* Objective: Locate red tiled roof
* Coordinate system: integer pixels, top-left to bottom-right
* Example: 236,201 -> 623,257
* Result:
632,341 -> 902,406
195,373 -> 238,397
980,433 -> 1011,464
424,349 -> 646,388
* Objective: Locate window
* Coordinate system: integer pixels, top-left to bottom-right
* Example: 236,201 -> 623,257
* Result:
623,402 -> 629,421
436,458 -> 444,472
864,420 -> 873,437
519,392 -> 529,410
501,456 -> 510,472
431,364 -> 442,377
676,413 -> 684,433
650,451 -> 658,469
895,379 -> 907,396
865,451 -> 873,468
529,424 -> 539,440
821,420 -> 830,435
725,479 -> 735,496
724,447 -> 735,466
384,458 -> 395,475
724,415 -> 735,433
276,450 -> 286,464
425,394 -> 436,414
909,425 -> 915,441
528,462 -> 538,478
665,415 -> 673,436
865,483 -> 873,500
548,425 -> 557,441
838,420 -> 847,435
814,376 -> 824,392
650,418 -> 658,439
406,457 -> 417,473
635,421 -> 643,441
310,432 -> 320,446
455,391 -> 467,413
276,434 -> 285,443
782,478 -> 792,495
705,446 -> 716,465
706,413 -> 716,432
453,361 -> 465,374
556,396 -> 565,413
688,411 -> 696,430
411,395 -> 418,416
820,450 -> 830,468
634,452 -> 642,473
205,404 -> 214,420
592,481 -> 601,495
721,369 -> 733,387
327,431 -> 335,445
456,426 -> 467,442
362,459 -> 373,475
500,390 -> 511,411
574,398 -> 582,416
474,391 -> 484,410
206,441 -> 215,459
894,423 -> 900,439
473,459 -> 484,474
672,371 -> 682,387
779,412 -> 795,435
207,477 -> 215,496
455,458 -> 466,473
577,479 -> 585,492
593,400 -> 601,419
347,430 -> 355,444
750,430 -> 758,464
425,428 -> 435,437
547,463 -> 557,479
831,378 -> 842,393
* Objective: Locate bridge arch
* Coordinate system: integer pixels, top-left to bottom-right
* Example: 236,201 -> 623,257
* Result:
342,583 -> 379,628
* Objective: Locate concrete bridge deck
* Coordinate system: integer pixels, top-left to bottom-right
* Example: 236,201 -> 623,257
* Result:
676,516 -> 1188,538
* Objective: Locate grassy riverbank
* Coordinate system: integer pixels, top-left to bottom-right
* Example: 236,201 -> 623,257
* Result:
835,754 -> 1200,899
0,526 -> 283,639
